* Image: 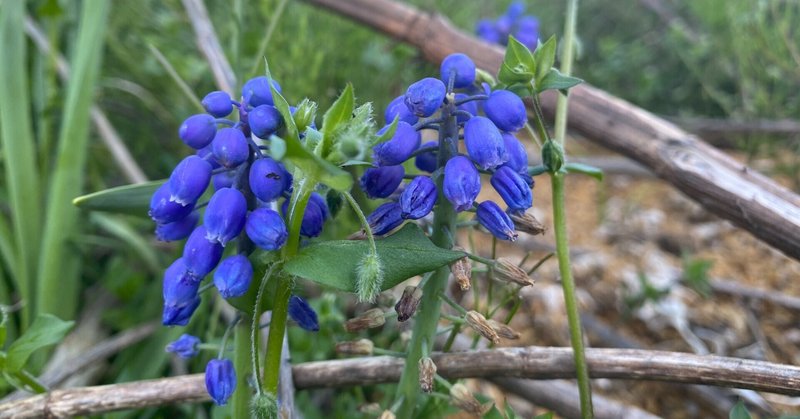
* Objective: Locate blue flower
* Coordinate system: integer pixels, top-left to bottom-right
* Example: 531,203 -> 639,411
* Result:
414,141 -> 438,173
249,157 -> 291,203
204,188 -> 247,246
201,91 -> 232,118
367,202 -> 404,236
150,182 -> 195,224
404,77 -> 446,117
168,155 -> 213,206
212,128 -> 249,169
515,16 -> 540,49
249,105 -> 283,138
490,165 -> 532,214
183,226 -> 224,278
360,165 -> 404,199
384,95 -> 419,126
476,201 -> 518,241
242,76 -> 281,108
155,211 -> 199,242
213,254 -> 253,299
400,176 -> 437,220
162,258 -> 202,326
372,121 -> 421,167
288,296 -> 319,331
443,156 -> 481,212
455,93 -> 478,124
440,53 -> 476,88
212,171 -> 236,191
179,114 -> 217,149
501,132 -> 528,174
166,334 -> 201,359
476,19 -> 502,44
484,90 -> 527,133
297,192 -> 329,238
205,358 -> 236,406
464,116 -> 507,170
245,208 -> 288,250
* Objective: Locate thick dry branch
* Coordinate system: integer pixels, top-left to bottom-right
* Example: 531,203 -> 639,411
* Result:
301,0 -> 800,261
3,346 -> 800,417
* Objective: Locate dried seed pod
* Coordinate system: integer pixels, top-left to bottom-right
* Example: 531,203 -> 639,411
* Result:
465,311 -> 500,344
494,258 -> 535,287
509,210 -> 546,236
449,383 -> 493,416
344,308 -> 386,333
395,286 -> 423,322
418,357 -> 437,393
335,339 -> 374,355
488,319 -> 521,340
449,247 -> 472,291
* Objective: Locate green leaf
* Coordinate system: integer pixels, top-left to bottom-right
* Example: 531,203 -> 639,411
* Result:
505,35 -> 536,74
6,314 -> 74,372
372,115 -> 399,146
340,160 -> 373,167
269,135 -> 287,160
320,83 -> 354,156
536,68 -> 583,94
284,224 -> 465,293
91,213 -> 161,274
564,162 -> 604,181
729,401 -> 751,419
498,62 -> 534,85
532,35 -> 557,83
73,180 -> 165,216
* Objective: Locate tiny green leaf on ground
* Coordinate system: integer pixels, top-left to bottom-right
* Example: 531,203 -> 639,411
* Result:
5,314 -> 74,372
73,180 -> 165,216
284,224 -> 465,292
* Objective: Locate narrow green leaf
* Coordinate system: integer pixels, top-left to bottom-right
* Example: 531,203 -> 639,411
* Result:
147,44 -> 204,112
564,162 -> 604,181
528,164 -> 549,177
729,401 -> 751,419
320,83 -> 354,156
91,214 -> 161,274
498,62 -> 534,85
532,35 -> 557,83
284,224 -> 465,293
505,35 -> 536,73
73,180 -> 165,216
340,160 -> 374,167
36,0 -> 110,321
6,314 -> 74,372
536,68 -> 583,94
372,115 -> 399,146
269,78 -> 299,140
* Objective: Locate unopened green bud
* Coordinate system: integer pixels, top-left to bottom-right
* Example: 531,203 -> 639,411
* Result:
293,98 -> 317,133
356,252 -> 384,303
542,139 -> 565,173
250,392 -> 279,419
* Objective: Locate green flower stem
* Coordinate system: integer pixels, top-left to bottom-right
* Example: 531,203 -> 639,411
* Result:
395,99 -> 458,419
232,320 -> 252,418
343,192 -> 377,254
14,369 -> 47,393
555,0 -> 580,146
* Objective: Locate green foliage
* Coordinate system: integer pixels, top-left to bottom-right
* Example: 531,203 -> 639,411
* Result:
3,314 -> 73,373
682,254 -> 714,298
73,181 -> 165,216
623,272 -> 671,314
564,162 -> 604,181
729,401 -> 752,419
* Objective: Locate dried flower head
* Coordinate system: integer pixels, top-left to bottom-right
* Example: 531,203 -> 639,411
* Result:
488,319 -> 521,340
395,286 -> 423,322
465,310 -> 500,344
344,308 -> 386,332
450,247 -> 472,291
449,383 -> 493,416
494,257 -> 535,287
418,357 -> 437,393
335,339 -> 374,355
509,210 -> 546,235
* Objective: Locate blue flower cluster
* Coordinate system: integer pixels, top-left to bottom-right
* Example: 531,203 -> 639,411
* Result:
364,53 -> 533,241
476,1 -> 539,50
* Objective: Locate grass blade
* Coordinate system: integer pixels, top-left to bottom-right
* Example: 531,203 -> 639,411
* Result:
146,43 -> 204,112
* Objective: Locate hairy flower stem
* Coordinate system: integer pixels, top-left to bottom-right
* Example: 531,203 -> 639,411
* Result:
396,99 -> 458,419
232,321 -> 252,418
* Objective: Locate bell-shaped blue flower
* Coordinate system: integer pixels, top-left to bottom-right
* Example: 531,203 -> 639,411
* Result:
484,90 -> 527,133
440,53 -> 476,88
162,258 -> 202,326
501,132 -> 528,174
183,226 -> 224,278
476,201 -> 518,241
282,192 -> 329,237
367,202 -> 404,236
404,77 -> 446,117
196,144 -> 221,169
205,358 -> 236,406
249,105 -> 283,138
204,188 -> 247,246
415,141 -> 438,173
242,76 -> 281,108
490,165 -> 532,214
455,93 -> 479,124
476,19 -> 502,44
443,156 -> 481,212
400,176 -> 437,220
212,128 -> 249,169
202,91 -> 232,118
464,116 -> 507,170
166,334 -> 201,359
249,157 -> 290,203
155,211 -> 199,242
372,121 -> 421,167
384,95 -> 419,126
360,165 -> 404,199
168,155 -> 212,206
179,114 -> 217,150
150,182 -> 195,224
288,296 -> 319,331
245,208 -> 288,250
212,171 -> 235,191
213,254 -> 253,299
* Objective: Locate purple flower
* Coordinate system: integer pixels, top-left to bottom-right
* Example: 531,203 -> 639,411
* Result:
360,165 -> 404,199
213,254 -> 253,299
212,128 -> 249,168
162,258 -> 201,326
464,116 -> 507,170
404,77 -> 446,117
501,132 -> 528,174
414,141 -> 438,173
182,226 -> 224,278
476,201 -> 518,241
166,334 -> 201,359
150,182 -> 195,224
179,114 -> 217,150
201,91 -> 232,118
196,144 -> 221,169
204,188 -> 247,246
367,202 -> 404,236
245,208 -> 288,251
490,165 -> 532,214
484,90 -> 527,133
155,211 -> 199,242
443,156 -> 481,212
168,155 -> 212,206
455,93 -> 479,124
249,105 -> 283,138
476,20 -> 502,44
400,176 -> 437,220
288,296 -> 319,331
384,95 -> 419,126
249,157 -> 290,203
372,121 -> 421,166
205,359 -> 236,406
242,76 -> 281,108
440,53 -> 476,88
212,171 -> 236,191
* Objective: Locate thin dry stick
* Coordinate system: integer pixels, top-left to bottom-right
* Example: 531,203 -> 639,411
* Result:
3,346 -> 800,417
23,16 -> 148,185
181,0 -> 237,94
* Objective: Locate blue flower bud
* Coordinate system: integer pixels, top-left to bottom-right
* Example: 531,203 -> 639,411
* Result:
162,258 -> 201,326
400,176 -> 437,220
168,155 -> 213,206
205,358 -> 236,406
183,226 -> 224,278
414,141 -> 438,173
249,104 -> 283,138
196,144 -> 221,169
455,93 -> 479,124
245,208 -> 288,250
440,53 -> 476,88
476,20 -> 502,44
242,76 -> 281,108
150,182 -> 195,224
288,296 -> 319,331
202,91 -> 233,118
476,201 -> 518,241
515,16 -> 540,49
367,202 -> 404,236
443,156 -> 481,212
212,171 -> 235,191
249,157 -> 290,203
372,121 -> 421,166
490,165 -> 532,214
464,116 -> 507,170
204,188 -> 247,246
384,95 -> 419,125
166,334 -> 201,359
281,192 -> 329,237
179,114 -> 217,149
155,211 -> 199,242
212,127 -> 249,169
484,90 -> 527,132
360,165 -> 404,199
213,254 -> 253,299
506,1 -> 525,19
501,132 -> 528,174
404,78 -> 446,117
